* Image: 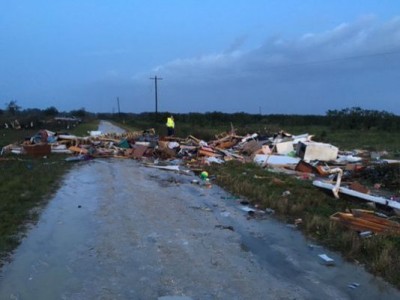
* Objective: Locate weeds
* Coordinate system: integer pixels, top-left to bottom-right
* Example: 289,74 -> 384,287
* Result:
0,156 -> 71,260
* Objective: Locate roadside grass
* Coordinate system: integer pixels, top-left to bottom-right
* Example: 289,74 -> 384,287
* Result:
208,161 -> 400,288
317,128 -> 400,154
0,155 -> 70,259
0,129 -> 37,148
0,120 -> 99,264
69,120 -> 100,136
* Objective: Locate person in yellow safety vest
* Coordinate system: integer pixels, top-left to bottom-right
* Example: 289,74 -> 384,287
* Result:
166,115 -> 175,136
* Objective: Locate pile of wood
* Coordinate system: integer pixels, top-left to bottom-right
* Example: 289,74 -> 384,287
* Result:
330,209 -> 400,234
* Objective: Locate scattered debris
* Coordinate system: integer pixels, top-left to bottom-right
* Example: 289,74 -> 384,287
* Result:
23,143 -> 51,156
294,218 -> 303,225
307,244 -> 322,250
200,171 -> 209,180
359,231 -> 373,238
314,180 -> 400,212
146,165 -> 181,172
330,209 -> 400,234
265,208 -> 275,214
318,253 -> 335,266
297,142 -> 338,162
215,225 -> 235,231
3,125 -> 399,225
315,166 -> 343,198
347,282 -> 360,289
190,206 -> 212,212
240,206 -> 256,213
254,154 -> 300,166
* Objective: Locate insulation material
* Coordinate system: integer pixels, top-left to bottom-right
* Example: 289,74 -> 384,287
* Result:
297,142 -> 338,162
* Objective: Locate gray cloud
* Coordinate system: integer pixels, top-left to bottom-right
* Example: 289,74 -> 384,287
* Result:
138,16 -> 400,114
223,34 -> 249,54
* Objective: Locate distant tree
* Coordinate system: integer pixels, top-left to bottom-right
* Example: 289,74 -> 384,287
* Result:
69,107 -> 86,118
326,106 -> 397,130
5,100 -> 21,116
43,106 -> 59,116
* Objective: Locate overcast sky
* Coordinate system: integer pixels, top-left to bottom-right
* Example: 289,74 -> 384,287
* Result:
1,1 -> 400,114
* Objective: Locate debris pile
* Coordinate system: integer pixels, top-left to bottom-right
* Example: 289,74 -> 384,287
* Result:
330,209 -> 400,235
2,127 -> 400,227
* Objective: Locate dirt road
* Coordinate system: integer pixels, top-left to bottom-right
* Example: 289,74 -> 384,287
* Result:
0,121 -> 399,299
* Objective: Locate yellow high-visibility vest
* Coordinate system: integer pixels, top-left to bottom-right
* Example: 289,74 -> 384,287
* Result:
166,117 -> 175,128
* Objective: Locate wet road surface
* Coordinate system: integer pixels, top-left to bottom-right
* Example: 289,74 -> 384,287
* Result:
0,121 -> 399,299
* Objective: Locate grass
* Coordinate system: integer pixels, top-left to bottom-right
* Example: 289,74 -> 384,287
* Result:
318,128 -> 400,154
0,155 -> 71,259
68,119 -> 100,136
0,120 -> 99,264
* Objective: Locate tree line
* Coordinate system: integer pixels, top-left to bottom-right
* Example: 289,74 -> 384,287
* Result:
326,107 -> 399,130
0,101 -> 91,129
2,100 -> 399,131
105,107 -> 399,131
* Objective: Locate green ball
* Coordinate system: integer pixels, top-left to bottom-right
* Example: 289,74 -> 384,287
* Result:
200,171 -> 209,180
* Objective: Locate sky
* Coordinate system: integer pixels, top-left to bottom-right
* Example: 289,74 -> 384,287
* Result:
1,0 -> 400,115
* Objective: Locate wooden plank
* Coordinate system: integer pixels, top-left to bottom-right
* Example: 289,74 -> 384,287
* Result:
68,146 -> 88,154
330,212 -> 400,234
132,145 -> 148,158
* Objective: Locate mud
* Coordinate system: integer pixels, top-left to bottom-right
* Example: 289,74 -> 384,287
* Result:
0,121 -> 399,299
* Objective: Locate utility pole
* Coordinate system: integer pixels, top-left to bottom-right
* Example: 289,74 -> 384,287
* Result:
117,97 -> 121,118
149,75 -> 163,116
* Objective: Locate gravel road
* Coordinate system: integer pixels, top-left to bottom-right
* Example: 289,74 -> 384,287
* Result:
0,121 -> 398,300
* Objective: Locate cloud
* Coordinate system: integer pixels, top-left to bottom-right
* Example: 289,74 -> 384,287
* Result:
223,34 -> 248,54
135,16 -> 400,114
